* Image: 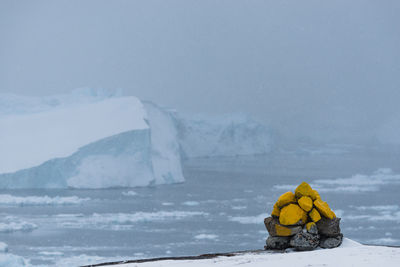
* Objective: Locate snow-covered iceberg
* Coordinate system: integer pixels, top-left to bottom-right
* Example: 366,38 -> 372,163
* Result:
0,89 -> 184,189
0,89 -> 272,189
143,102 -> 184,185
175,113 -> 273,158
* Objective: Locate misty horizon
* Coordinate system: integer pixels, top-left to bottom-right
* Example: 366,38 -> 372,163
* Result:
1,0 -> 399,143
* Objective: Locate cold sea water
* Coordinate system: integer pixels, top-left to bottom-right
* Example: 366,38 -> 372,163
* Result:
0,146 -> 399,266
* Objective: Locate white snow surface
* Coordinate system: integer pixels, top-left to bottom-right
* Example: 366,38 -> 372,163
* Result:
0,94 -> 147,174
109,239 -> 400,267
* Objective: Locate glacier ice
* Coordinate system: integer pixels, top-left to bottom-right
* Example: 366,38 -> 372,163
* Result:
175,113 -> 273,158
143,101 -> 184,185
0,90 -> 182,189
0,95 -> 148,174
0,89 -> 272,189
0,253 -> 29,267
0,241 -> 29,267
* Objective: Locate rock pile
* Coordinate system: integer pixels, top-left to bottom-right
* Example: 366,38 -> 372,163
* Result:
264,182 -> 342,251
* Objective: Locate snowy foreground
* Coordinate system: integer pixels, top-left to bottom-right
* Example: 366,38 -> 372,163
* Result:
103,239 -> 400,267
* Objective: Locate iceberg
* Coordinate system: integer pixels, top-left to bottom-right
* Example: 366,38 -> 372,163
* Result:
143,102 -> 184,185
0,90 -> 183,189
0,89 -> 272,189
0,253 -> 29,267
174,113 -> 273,158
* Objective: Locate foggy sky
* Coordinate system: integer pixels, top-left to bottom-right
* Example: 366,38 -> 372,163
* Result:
1,0 -> 399,143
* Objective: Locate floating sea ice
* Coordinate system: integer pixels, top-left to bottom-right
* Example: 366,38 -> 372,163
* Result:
0,194 -> 89,206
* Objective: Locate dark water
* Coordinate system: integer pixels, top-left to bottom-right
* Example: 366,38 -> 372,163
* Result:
0,147 -> 399,266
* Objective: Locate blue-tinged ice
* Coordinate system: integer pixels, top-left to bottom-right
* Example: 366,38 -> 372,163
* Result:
175,113 -> 273,158
0,89 -> 183,189
0,89 -> 272,189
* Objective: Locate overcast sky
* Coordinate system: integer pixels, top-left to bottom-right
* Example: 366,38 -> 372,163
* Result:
1,0 -> 399,142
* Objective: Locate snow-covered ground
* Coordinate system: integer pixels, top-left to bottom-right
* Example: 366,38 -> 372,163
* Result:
106,239 -> 400,267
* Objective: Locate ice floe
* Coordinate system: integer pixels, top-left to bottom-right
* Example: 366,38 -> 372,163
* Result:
182,201 -> 200,206
273,168 -> 400,193
122,191 -> 137,196
228,214 -> 266,224
194,234 -> 219,240
0,219 -> 37,233
49,211 -> 208,230
0,194 -> 89,206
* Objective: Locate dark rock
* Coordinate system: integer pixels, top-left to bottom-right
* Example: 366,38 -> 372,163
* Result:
320,234 -> 343,248
316,217 -> 341,237
306,223 -> 318,235
264,217 -> 276,232
264,217 -> 302,237
289,232 -> 320,251
265,236 -> 291,250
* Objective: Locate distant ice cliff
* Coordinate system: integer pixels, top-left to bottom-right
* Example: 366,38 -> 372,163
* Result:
0,89 -> 272,189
